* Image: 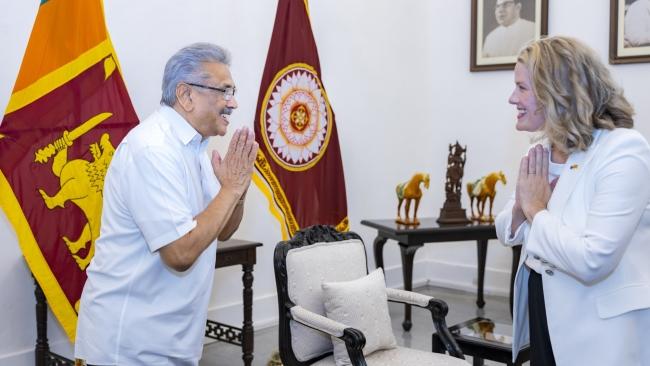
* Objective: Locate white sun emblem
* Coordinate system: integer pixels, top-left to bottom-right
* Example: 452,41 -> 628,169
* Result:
263,65 -> 331,170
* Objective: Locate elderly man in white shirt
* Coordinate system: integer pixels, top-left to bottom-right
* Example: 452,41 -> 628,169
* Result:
483,0 -> 535,57
625,0 -> 650,47
74,43 -> 258,366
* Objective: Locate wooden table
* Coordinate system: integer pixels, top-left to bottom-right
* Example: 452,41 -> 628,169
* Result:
34,238 -> 262,366
205,239 -> 262,366
360,218 -> 520,331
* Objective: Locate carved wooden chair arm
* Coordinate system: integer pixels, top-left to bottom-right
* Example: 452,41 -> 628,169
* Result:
289,305 -> 368,366
386,288 -> 465,359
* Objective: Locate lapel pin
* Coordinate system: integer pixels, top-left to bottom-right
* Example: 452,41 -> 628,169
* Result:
570,164 -> 579,170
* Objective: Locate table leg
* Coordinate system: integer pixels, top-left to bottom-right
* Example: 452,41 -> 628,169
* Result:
476,239 -> 488,308
473,357 -> 485,366
510,246 -> 521,318
34,280 -> 49,366
242,264 -> 254,366
373,236 -> 388,269
399,242 -> 422,331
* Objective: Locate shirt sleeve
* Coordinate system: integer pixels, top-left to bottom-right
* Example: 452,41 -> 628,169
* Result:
526,136 -> 650,284
125,146 -> 197,252
495,192 -> 528,246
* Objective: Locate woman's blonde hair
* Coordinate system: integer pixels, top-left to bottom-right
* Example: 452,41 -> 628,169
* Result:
517,36 -> 634,153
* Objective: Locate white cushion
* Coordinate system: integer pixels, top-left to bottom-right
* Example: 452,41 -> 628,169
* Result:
311,346 -> 470,366
322,268 -> 397,366
286,239 -> 368,361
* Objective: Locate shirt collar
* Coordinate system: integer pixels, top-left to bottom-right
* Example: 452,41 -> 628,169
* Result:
504,18 -> 521,29
159,105 -> 206,149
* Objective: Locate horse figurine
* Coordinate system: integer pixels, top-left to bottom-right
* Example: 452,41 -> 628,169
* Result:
467,171 -> 507,222
396,173 -> 430,225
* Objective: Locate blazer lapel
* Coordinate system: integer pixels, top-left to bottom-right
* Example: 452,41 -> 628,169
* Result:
547,129 -> 605,212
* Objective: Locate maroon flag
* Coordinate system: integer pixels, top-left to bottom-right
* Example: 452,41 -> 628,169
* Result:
253,0 -> 348,239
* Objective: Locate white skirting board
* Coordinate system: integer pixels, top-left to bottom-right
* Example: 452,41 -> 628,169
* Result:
0,347 -> 34,366
0,339 -> 73,366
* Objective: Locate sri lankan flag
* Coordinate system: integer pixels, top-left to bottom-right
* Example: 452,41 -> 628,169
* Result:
0,0 -> 138,342
254,0 -> 348,239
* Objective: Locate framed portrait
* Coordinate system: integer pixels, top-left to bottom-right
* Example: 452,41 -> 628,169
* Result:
610,0 -> 650,64
470,0 -> 548,72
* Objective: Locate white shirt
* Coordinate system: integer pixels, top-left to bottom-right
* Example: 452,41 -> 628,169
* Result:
75,106 -> 220,365
483,18 -> 535,57
625,0 -> 650,47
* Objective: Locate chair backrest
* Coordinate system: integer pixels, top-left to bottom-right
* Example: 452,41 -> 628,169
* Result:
274,225 -> 368,365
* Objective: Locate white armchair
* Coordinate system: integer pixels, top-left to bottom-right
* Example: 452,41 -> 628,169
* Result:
273,225 -> 469,366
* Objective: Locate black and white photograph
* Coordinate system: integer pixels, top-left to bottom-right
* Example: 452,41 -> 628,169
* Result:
610,0 -> 650,63
471,0 -> 548,71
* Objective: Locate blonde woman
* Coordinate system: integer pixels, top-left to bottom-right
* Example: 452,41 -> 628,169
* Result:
496,36 -> 650,365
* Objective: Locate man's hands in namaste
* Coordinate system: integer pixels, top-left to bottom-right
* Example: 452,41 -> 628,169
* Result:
211,127 -> 259,198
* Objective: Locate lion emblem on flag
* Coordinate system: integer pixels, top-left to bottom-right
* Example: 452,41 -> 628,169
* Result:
35,113 -> 114,271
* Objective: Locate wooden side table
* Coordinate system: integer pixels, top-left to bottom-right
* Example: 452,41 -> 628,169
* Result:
33,238 -> 262,366
205,239 -> 262,366
360,218 -> 520,331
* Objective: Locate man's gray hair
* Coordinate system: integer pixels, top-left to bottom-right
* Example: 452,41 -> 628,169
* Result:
160,42 -> 231,106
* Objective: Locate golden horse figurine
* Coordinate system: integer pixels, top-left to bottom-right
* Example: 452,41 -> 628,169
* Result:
396,173 -> 430,225
467,171 -> 507,222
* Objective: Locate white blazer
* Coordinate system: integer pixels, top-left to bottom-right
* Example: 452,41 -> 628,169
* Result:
496,128 -> 650,366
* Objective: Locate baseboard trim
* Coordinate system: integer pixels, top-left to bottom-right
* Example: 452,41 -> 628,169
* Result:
204,292 -> 279,344
426,259 -> 511,297
0,347 -> 33,365
381,258 -> 510,297
0,338 -> 74,364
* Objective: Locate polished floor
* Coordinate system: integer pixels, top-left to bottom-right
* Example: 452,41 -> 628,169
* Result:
200,285 -> 529,366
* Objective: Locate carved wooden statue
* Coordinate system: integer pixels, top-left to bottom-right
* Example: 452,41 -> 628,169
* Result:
396,172 -> 430,225
467,171 -> 507,222
437,142 -> 471,224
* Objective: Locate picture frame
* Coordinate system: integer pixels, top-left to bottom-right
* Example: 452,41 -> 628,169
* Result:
609,0 -> 650,64
470,0 -> 549,72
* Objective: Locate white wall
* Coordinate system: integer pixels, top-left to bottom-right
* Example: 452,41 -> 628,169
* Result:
1,0 -> 649,363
